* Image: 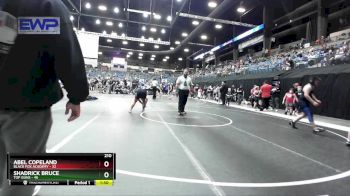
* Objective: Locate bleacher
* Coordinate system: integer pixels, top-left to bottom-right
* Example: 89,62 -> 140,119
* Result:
194,34 -> 350,80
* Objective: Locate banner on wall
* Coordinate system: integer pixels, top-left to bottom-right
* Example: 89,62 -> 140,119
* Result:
238,35 -> 264,50
329,28 -> 350,41
76,31 -> 99,66
111,57 -> 128,72
84,58 -> 98,68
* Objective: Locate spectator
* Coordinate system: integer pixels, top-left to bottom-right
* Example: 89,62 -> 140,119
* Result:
236,85 -> 244,105
271,83 -> 281,111
282,88 -> 298,115
207,85 -> 213,99
220,81 -> 228,105
251,85 -> 260,109
260,81 -> 273,111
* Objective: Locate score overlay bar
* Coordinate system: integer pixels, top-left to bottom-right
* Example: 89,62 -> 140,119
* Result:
7,153 -> 116,186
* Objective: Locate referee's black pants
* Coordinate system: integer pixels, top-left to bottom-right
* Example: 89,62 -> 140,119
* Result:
178,89 -> 189,113
152,87 -> 157,99
260,97 -> 270,111
221,94 -> 226,105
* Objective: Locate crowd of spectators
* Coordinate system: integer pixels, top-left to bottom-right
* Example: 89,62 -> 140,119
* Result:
194,35 -> 350,79
189,80 -> 299,116
85,68 -> 180,95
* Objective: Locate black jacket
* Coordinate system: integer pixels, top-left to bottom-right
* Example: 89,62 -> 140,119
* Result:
0,0 -> 89,109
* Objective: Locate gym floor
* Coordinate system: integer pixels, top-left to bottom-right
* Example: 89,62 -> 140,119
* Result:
38,93 -> 350,196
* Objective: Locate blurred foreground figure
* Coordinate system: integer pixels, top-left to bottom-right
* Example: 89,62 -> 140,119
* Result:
0,0 -> 89,195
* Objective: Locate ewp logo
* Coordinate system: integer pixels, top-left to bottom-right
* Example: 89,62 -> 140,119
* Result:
18,17 -> 60,34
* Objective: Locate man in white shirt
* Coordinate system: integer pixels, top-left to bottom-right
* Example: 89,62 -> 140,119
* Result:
151,79 -> 159,99
176,69 -> 193,116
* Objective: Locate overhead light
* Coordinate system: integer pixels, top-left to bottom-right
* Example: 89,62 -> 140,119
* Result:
192,20 -> 199,26
126,55 -> 130,58
114,7 -> 120,14
165,56 -> 170,59
139,53 -> 143,56
178,57 -> 183,61
150,27 -> 157,32
170,47 -> 175,50
175,41 -> 180,45
142,26 -> 147,31
143,13 -> 149,18
237,7 -> 246,13
96,19 -> 101,25
85,2 -> 91,9
122,40 -> 128,45
102,30 -> 106,35
184,48 -> 189,52
208,1 -> 217,8
70,16 -> 74,21
161,29 -> 166,34
153,14 -> 161,20
128,52 -> 133,55
162,59 -> 167,62
98,51 -> 102,55
98,5 -> 107,11
107,39 -> 112,43
215,24 -> 222,29
150,58 -> 155,61
118,23 -> 123,28
73,27 -> 77,31
167,16 -> 172,22
154,45 -> 159,49
106,21 -> 113,26
139,43 -> 145,47
138,56 -> 142,59
201,35 -> 208,40
176,0 -> 182,2
151,54 -> 156,57
81,28 -> 85,32
289,19 -> 293,23
182,32 -> 188,37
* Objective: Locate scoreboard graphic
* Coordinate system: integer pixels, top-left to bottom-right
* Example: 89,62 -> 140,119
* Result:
7,153 -> 116,186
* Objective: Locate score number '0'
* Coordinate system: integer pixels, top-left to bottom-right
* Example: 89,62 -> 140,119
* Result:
104,161 -> 110,178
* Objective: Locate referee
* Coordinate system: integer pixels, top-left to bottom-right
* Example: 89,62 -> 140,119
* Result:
176,69 -> 193,116
151,78 -> 158,99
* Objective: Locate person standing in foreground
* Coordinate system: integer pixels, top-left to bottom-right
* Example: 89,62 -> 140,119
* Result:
289,77 -> 324,133
220,81 -> 228,105
0,0 -> 89,196
129,84 -> 148,113
176,69 -> 193,116
260,81 -> 272,111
